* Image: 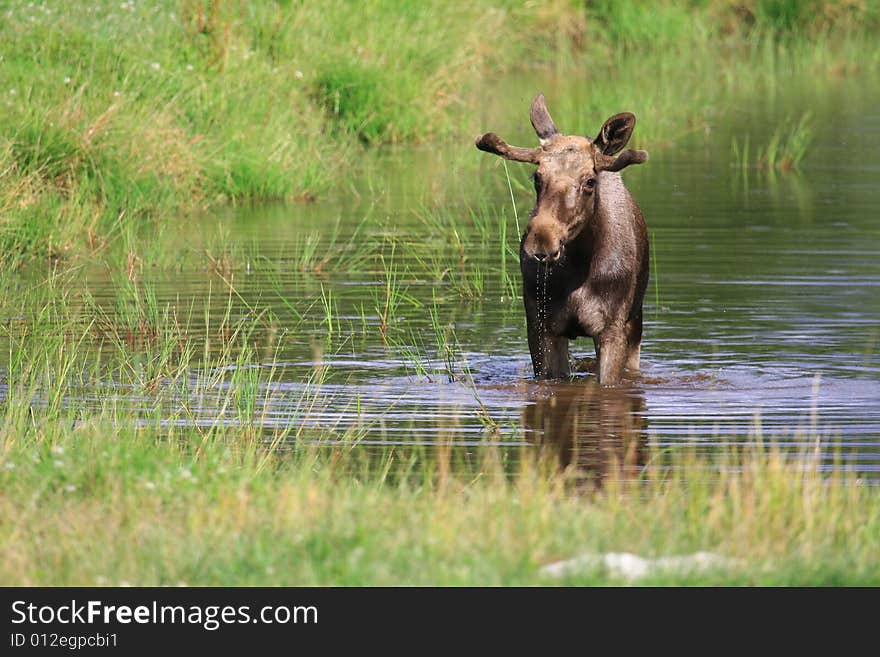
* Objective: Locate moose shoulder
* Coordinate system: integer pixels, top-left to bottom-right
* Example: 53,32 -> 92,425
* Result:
476,94 -> 649,385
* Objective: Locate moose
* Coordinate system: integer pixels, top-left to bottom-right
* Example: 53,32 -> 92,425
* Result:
476,94 -> 649,385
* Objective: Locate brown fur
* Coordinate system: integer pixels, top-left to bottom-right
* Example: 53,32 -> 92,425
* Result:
476,94 -> 649,384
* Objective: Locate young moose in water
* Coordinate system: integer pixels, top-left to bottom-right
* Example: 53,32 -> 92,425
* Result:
476,94 -> 649,385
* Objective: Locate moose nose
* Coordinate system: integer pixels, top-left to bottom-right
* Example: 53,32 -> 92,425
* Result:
533,249 -> 561,264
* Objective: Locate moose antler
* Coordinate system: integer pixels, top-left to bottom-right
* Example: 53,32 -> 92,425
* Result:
530,93 -> 558,143
474,93 -> 559,163
474,132 -> 542,164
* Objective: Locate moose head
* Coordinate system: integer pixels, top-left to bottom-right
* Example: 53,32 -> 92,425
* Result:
476,94 -> 647,265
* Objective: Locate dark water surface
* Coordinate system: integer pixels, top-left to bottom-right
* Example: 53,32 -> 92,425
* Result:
76,76 -> 880,481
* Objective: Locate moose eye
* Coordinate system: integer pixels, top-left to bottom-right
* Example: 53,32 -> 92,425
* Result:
585,177 -> 596,190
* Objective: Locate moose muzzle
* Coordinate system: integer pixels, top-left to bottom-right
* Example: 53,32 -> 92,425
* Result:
523,214 -> 566,264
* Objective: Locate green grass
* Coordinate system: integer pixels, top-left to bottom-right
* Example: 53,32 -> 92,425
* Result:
2,417 -> 877,585
1,1 -> 879,264
732,112 -> 813,172
760,112 -> 814,171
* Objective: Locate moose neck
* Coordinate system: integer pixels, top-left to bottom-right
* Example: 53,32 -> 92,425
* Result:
594,171 -> 628,225
559,171 -> 632,278
567,172 -> 627,259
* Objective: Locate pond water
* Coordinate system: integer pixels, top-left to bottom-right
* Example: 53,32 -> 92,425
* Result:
71,74 -> 880,482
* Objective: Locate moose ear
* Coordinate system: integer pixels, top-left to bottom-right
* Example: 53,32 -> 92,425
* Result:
593,113 -> 636,156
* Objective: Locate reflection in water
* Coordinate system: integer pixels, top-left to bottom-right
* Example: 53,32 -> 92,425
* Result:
522,380 -> 647,489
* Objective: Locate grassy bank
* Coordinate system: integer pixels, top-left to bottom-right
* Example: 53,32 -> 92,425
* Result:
2,1 -> 879,263
2,420 -> 877,586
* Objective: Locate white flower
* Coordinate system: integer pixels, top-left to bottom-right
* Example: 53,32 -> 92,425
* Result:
51,445 -> 64,455
63,76 -> 71,84
294,70 -> 304,80
63,485 -> 77,493
150,62 -> 161,71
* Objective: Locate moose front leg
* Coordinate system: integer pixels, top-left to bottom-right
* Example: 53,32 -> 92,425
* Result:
527,330 -> 570,379
596,324 -> 628,385
524,297 -> 570,378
